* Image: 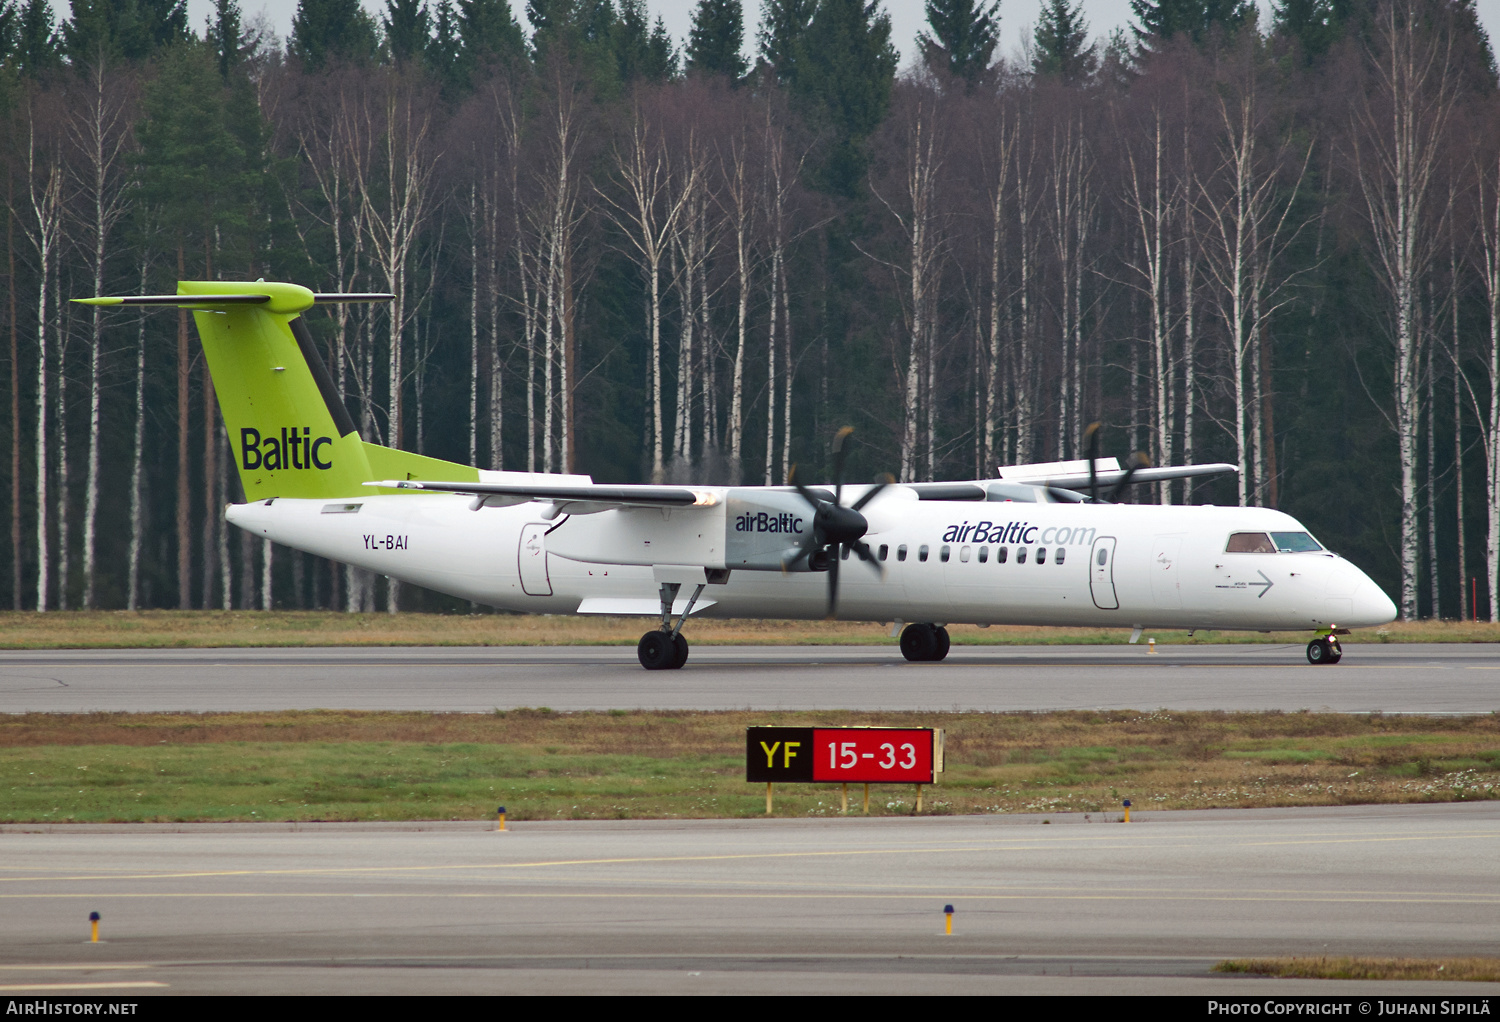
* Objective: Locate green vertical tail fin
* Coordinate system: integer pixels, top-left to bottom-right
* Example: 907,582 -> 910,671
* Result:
76,280 -> 478,501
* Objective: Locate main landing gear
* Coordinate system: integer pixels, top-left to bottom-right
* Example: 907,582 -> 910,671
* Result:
899,622 -> 951,663
637,580 -> 706,671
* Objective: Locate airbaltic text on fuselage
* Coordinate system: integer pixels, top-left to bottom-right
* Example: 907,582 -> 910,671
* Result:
240,427 -> 333,471
735,512 -> 805,534
941,521 -> 1096,546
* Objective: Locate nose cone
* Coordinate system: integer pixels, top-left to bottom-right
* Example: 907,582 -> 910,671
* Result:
1348,577 -> 1398,628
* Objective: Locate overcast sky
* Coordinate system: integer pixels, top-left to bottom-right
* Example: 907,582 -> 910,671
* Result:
174,0 -> 1500,72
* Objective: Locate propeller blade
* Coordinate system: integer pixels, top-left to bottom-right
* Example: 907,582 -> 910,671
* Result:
831,426 -> 854,504
851,474 -> 895,512
1108,451 -> 1151,501
786,463 -> 824,511
1085,421 -> 1101,503
826,547 -> 841,619
852,540 -> 885,578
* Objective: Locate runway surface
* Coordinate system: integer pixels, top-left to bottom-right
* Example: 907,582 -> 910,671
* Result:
1,803 -> 1496,995
2,642 -> 1499,713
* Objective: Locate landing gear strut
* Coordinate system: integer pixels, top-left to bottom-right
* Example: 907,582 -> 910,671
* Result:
899,623 -> 951,662
637,581 -> 704,670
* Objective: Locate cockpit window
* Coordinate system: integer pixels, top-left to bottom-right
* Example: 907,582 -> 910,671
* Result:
1226,532 -> 1276,553
1270,531 -> 1323,553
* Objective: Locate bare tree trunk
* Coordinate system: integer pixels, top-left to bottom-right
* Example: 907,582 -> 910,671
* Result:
71,58 -> 132,609
1354,1 -> 1458,619
1453,235 -> 1467,617
127,259 -> 147,610
176,247 -> 190,608
8,172 -> 20,609
24,109 -> 63,611
1426,304 -> 1439,617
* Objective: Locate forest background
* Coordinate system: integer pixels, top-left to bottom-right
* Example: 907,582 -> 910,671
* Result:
1,0 -> 1497,622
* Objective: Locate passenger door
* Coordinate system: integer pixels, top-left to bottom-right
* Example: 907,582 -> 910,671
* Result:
518,523 -> 552,596
1090,536 -> 1119,610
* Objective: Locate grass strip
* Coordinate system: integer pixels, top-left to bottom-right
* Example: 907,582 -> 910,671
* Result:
0,611 -> 1489,649
2,710 -> 1496,823
1215,958 -> 1500,982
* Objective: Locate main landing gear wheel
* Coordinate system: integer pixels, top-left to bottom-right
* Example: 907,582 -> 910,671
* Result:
638,631 -> 687,671
1306,637 -> 1342,665
900,623 -> 950,663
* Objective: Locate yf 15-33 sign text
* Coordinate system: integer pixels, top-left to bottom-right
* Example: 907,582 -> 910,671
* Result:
745,726 -> 944,784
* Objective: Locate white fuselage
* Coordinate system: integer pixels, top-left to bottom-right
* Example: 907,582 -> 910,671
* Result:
225,489 -> 1398,632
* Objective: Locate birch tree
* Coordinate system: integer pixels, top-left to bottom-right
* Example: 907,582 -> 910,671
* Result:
1353,0 -> 1459,619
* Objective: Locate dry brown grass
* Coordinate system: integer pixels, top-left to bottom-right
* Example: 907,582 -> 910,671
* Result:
2,709 -> 1496,822
0,610 -> 1493,649
1216,957 -> 1500,981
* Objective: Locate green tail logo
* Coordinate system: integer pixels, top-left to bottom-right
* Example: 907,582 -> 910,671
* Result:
76,281 -> 478,501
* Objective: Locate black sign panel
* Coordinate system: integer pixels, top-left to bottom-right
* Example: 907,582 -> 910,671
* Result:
745,726 -> 814,781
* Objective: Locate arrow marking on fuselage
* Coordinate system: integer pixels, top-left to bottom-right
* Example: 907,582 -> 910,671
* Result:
1250,570 -> 1274,598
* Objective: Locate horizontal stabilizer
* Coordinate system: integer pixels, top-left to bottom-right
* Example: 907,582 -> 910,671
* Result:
74,292 -> 393,308
368,479 -> 717,509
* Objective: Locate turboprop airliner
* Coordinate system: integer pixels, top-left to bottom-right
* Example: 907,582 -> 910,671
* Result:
79,282 -> 1397,670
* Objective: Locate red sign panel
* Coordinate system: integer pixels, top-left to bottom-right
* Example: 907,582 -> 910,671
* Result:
812,728 -> 936,783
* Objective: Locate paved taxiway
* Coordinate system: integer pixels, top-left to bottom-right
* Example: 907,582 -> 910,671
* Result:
1,803 -> 1497,995
2,642 -> 1499,713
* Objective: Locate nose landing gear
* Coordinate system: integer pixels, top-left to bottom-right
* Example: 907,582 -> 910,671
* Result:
900,623 -> 951,662
1306,629 -> 1344,665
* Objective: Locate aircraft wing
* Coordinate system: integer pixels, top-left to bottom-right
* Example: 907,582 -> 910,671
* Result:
1034,463 -> 1239,490
366,479 -> 718,514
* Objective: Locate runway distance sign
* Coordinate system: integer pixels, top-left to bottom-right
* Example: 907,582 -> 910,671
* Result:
745,726 -> 944,784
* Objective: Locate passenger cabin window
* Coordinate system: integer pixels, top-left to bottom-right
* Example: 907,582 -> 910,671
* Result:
1097,548 -> 1108,565
1270,531 -> 1323,552
978,547 -> 988,564
1226,532 -> 1277,553
897,545 -> 908,562
940,545 -> 951,562
918,545 -> 930,562
959,546 -> 971,563
1016,547 -> 1028,564
1055,547 -> 1065,565
1036,547 -> 1047,564
879,544 -> 888,561
996,546 -> 1008,564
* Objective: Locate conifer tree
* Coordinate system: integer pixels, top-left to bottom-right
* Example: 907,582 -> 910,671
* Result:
1032,0 -> 1096,82
14,0 -> 59,74
1130,0 -> 1253,47
0,0 -> 19,63
686,0 -> 746,79
615,0 -> 676,82
757,0 -> 813,83
385,0 -> 432,68
428,0 -> 462,79
795,0 -> 896,193
917,0 -> 998,84
455,0 -> 523,76
289,0 -> 378,70
63,0 -> 188,64
206,0 -> 243,79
